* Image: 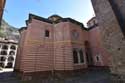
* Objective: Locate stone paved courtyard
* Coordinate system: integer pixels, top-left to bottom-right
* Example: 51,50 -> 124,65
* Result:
0,69 -> 111,83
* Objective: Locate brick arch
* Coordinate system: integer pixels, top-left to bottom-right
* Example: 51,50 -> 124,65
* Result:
10,45 -> 16,50
2,45 -> 8,50
9,51 -> 15,55
0,56 -> 6,61
8,56 -> 14,62
6,62 -> 13,68
0,51 -> 7,55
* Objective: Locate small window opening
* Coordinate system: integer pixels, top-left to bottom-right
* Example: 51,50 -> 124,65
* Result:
1,51 -> 7,55
10,45 -> 16,50
2,45 -> 8,50
45,30 -> 49,37
96,56 -> 100,62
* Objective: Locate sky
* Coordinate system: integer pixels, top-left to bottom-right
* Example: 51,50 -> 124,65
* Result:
3,0 -> 95,28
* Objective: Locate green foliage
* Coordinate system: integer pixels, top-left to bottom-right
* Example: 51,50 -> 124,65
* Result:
0,26 -> 6,38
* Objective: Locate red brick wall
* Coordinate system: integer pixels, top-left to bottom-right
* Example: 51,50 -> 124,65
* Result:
23,19 -> 54,72
88,27 -> 111,66
16,16 -> 111,74
15,29 -> 27,71
54,22 -> 87,70
54,22 -> 73,70
16,19 -> 89,74
69,22 -> 88,69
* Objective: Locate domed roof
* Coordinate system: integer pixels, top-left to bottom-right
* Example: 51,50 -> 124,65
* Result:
48,14 -> 62,22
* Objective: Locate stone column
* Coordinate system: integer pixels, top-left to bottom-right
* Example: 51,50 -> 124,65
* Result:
91,0 -> 125,82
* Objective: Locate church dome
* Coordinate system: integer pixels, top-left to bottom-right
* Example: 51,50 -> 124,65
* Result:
48,14 -> 62,22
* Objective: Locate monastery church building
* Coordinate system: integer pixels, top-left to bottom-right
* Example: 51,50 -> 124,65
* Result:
15,14 -> 111,79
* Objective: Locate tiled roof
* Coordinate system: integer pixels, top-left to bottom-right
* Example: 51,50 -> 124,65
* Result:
19,13 -> 88,31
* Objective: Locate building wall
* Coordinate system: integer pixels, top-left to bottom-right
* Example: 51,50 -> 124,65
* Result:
110,0 -> 125,21
88,26 -> 111,66
69,22 -> 88,69
0,41 -> 18,70
18,19 -> 54,73
15,29 -> 27,72
15,14 -> 113,79
87,17 -> 111,67
54,22 -> 73,70
91,0 -> 125,76
15,16 -> 89,75
108,0 -> 125,35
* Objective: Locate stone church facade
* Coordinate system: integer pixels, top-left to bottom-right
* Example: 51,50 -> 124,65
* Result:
15,14 -> 111,80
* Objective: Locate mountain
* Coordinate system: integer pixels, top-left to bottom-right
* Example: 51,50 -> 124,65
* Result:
0,19 -> 20,41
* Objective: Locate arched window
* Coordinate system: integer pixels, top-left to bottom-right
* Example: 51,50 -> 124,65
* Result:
2,45 -> 8,50
10,45 -> 16,50
73,49 -> 84,64
45,30 -> 50,37
9,51 -> 15,55
8,56 -> 14,62
73,50 -> 78,64
6,62 -> 13,68
79,50 -> 84,63
0,57 -> 6,61
1,51 -> 7,55
0,63 -> 4,67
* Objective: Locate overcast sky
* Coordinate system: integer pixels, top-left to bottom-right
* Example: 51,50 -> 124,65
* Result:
3,0 -> 95,28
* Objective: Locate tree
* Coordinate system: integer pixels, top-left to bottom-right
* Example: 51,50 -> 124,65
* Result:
0,26 -> 6,38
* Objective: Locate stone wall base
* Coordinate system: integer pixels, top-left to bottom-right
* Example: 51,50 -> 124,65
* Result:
111,74 -> 125,83
14,69 -> 87,81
